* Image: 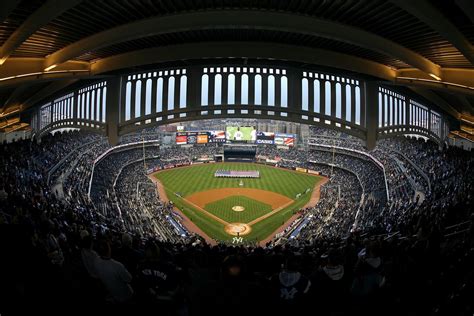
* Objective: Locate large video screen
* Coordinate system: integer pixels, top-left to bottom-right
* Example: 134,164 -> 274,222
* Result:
226,126 -> 257,142
256,131 -> 275,144
274,133 -> 295,147
208,130 -> 226,143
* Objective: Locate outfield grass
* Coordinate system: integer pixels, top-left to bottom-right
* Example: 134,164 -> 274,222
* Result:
204,195 -> 273,223
155,163 -> 322,242
156,162 -> 317,199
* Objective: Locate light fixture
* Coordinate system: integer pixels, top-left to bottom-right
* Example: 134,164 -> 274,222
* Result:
0,57 -> 7,66
429,73 -> 441,81
0,69 -> 89,82
44,64 -> 58,71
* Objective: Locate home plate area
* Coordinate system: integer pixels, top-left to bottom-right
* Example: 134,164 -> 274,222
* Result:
224,223 -> 252,236
184,188 -> 295,236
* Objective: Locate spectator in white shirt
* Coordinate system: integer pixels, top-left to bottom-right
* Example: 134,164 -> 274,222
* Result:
94,240 -> 134,303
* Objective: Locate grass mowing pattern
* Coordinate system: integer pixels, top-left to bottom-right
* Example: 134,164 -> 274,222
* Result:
204,195 -> 273,223
156,163 -> 322,242
156,162 -> 317,198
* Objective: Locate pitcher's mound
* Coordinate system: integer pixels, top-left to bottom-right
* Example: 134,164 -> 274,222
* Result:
232,205 -> 245,212
225,223 -> 252,236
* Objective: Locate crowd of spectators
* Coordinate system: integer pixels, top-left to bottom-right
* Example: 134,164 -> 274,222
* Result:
0,127 -> 473,314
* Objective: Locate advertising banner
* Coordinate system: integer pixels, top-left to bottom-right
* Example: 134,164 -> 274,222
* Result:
197,132 -> 208,144
296,167 -> 308,173
185,132 -> 197,144
256,131 -> 275,144
208,130 -> 226,143
176,132 -> 187,145
275,133 -> 295,147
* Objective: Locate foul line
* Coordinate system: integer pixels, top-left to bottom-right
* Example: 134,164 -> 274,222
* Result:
179,197 -> 230,226
247,199 -> 295,225
150,170 -> 328,236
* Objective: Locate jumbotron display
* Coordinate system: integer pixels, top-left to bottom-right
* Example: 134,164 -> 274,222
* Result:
225,126 -> 257,142
176,128 -> 295,146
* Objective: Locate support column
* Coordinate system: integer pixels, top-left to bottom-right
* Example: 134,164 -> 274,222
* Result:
248,72 -> 255,106
261,74 -> 268,106
162,77 -> 169,118
308,78 -> 314,114
222,73 -> 228,106
360,83 -> 366,127
341,82 -> 347,122
186,67 -> 201,118
365,81 -> 378,150
235,73 -> 242,105
331,81 -> 336,119
208,73 -> 215,106
275,75 -> 281,108
106,77 -> 122,146
320,80 -> 326,118
174,74 -> 181,112
287,69 -> 301,120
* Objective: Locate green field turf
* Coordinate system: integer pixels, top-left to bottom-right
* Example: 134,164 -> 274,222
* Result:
204,195 -> 273,223
155,162 -> 322,242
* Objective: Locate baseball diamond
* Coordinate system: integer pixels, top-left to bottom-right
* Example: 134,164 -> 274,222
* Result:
153,162 -> 322,242
3,2 -> 473,312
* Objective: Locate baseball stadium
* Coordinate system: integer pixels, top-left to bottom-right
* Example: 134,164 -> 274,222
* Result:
153,162 -> 323,243
0,1 -> 474,315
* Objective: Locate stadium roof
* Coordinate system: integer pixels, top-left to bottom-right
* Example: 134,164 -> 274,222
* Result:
1,0 -> 474,132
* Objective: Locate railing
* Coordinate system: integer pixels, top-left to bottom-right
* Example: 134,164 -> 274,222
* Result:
47,139 -> 101,184
307,160 -> 365,231
308,142 -> 390,201
87,139 -> 160,197
380,145 -> 431,192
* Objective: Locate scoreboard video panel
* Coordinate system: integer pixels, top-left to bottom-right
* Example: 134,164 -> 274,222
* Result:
256,131 -> 275,144
197,132 -> 208,144
225,126 -> 257,142
208,130 -> 226,143
186,132 -> 197,144
274,133 -> 295,147
176,132 -> 187,145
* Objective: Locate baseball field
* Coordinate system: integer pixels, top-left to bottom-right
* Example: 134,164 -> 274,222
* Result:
153,162 -> 323,242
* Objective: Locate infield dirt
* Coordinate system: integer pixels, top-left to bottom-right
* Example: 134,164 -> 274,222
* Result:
186,188 -> 293,209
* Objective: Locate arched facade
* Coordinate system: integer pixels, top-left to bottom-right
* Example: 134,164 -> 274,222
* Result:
31,63 -> 451,148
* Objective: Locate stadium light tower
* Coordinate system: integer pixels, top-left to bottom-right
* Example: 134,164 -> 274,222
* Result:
142,136 -> 147,173
331,138 -> 336,176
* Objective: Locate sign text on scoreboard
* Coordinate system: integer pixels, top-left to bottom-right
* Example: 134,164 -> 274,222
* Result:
176,132 -> 187,145
208,130 -> 226,143
197,132 -> 208,144
275,133 -> 295,147
256,131 -> 275,144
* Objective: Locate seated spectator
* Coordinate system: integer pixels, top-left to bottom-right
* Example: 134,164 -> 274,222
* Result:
311,249 -> 349,315
271,253 -> 311,313
80,232 -> 98,278
135,241 -> 180,305
351,242 -> 385,297
94,240 -> 134,303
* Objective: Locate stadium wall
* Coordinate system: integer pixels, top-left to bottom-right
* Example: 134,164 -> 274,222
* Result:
31,62 -> 453,148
